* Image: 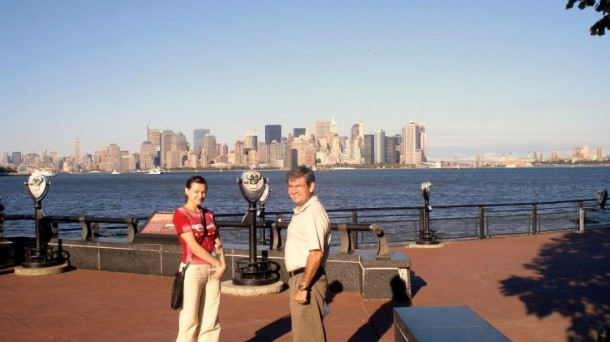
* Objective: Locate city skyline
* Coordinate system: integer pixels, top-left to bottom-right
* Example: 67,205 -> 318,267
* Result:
1,118 -> 607,163
2,118 -> 605,170
1,2 -> 609,159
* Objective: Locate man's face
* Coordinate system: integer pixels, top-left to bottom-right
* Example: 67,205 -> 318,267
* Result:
288,176 -> 315,207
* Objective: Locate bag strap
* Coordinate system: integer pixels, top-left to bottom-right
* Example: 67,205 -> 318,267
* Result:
180,207 -> 207,273
182,255 -> 195,273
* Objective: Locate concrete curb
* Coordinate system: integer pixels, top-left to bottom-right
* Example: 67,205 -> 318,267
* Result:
221,280 -> 285,296
14,261 -> 71,276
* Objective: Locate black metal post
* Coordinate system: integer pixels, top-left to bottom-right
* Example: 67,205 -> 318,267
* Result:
531,204 -> 538,235
257,202 -> 267,245
248,201 -> 257,264
34,200 -> 42,258
417,182 -> 439,245
22,199 -> 59,268
351,210 -> 359,249
478,206 -> 485,239
0,198 -> 4,239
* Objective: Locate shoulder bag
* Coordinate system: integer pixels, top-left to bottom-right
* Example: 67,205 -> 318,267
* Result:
171,255 -> 193,310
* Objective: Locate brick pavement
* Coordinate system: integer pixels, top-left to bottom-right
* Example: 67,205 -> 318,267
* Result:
1,228 -> 609,341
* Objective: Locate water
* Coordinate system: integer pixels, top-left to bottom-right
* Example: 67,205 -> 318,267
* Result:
1,167 -> 609,239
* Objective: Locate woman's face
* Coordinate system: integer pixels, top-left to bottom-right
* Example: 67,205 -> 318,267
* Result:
185,182 -> 207,206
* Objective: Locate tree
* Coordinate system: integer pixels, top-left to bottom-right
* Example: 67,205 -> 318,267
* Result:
566,0 -> 610,35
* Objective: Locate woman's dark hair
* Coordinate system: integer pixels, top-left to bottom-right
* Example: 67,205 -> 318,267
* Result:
184,176 -> 207,203
286,165 -> 315,185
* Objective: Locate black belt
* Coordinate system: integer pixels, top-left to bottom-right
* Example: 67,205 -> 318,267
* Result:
288,267 -> 325,278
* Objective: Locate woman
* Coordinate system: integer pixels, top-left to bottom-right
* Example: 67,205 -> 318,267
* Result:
173,175 -> 226,342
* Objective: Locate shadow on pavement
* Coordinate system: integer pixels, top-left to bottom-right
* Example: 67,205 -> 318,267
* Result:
500,229 -> 610,341
247,280 -> 345,341
248,315 -> 292,342
348,275 -> 412,341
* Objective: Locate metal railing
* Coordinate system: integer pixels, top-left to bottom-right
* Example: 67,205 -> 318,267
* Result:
3,198 -> 608,251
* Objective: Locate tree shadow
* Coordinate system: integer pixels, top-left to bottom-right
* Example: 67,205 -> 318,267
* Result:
347,272 -> 424,341
499,229 -> 610,341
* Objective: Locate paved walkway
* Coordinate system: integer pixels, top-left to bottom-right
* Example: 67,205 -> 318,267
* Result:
1,228 -> 609,341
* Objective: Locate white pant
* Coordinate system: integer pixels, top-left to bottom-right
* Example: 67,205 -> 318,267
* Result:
176,264 -> 221,342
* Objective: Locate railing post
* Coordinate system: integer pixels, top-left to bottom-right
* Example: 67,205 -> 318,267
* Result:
369,224 -> 390,259
0,197 -> 5,239
271,214 -> 282,250
337,223 -> 352,254
531,204 -> 538,235
126,218 -> 138,243
79,216 -> 92,240
478,206 -> 485,239
418,208 -> 425,240
579,202 -> 586,233
351,210 -> 359,250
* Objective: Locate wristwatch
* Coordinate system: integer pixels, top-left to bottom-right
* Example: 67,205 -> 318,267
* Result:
298,284 -> 309,291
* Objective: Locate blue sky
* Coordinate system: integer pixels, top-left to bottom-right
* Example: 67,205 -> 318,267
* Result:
1,1 -> 608,160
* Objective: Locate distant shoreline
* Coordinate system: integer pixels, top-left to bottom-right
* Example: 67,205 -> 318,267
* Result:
2,163 -> 610,177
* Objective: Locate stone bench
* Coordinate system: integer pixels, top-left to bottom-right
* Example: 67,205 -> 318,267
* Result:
394,306 -> 510,341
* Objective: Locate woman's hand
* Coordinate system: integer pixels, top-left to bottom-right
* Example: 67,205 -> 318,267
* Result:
211,264 -> 226,280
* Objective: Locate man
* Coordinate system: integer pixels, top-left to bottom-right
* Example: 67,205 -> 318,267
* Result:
285,165 -> 331,342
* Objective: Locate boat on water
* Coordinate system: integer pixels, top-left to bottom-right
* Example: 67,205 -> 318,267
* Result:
32,169 -> 56,177
147,168 -> 164,175
111,170 -> 121,175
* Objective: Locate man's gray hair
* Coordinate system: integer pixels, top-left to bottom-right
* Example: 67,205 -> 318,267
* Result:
286,165 -> 315,185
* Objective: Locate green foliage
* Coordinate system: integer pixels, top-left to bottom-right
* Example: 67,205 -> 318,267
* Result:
0,166 -> 17,173
567,0 -> 610,35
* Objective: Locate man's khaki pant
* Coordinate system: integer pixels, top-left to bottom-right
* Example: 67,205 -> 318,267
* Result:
288,273 -> 327,342
176,264 -> 221,342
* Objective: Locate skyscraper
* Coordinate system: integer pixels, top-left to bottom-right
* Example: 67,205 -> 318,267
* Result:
148,128 -> 161,152
11,152 -> 22,165
351,121 -> 365,140
160,130 -> 173,168
374,130 -> 386,164
362,134 -> 374,165
202,134 -> 218,164
293,128 -> 306,137
245,131 -> 258,151
385,136 -> 398,163
193,129 -> 210,152
74,137 -> 81,163
264,125 -> 281,145
315,120 -> 332,152
402,122 -> 427,166
139,141 -> 155,170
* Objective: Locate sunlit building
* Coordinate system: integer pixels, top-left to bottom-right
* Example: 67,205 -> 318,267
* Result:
374,130 -> 386,164
401,122 -> 427,166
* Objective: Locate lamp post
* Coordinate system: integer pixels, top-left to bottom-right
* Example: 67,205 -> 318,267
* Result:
417,182 -> 439,245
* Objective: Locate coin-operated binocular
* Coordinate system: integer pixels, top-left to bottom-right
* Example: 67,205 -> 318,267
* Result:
417,182 -> 439,245
597,189 -> 607,209
22,173 -> 63,268
235,171 -> 279,286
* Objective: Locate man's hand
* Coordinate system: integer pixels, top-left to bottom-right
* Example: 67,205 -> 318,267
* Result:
293,288 -> 309,305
